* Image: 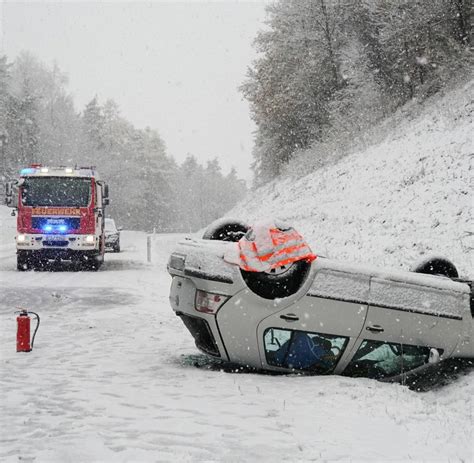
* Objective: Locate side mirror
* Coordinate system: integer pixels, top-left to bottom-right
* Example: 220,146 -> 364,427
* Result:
5,181 -> 13,206
103,198 -> 110,206
104,183 -> 109,199
428,348 -> 441,364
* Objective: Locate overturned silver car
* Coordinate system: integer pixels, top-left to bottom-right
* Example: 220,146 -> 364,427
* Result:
167,219 -> 473,381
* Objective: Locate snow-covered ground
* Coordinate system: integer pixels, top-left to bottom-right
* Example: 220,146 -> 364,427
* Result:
0,206 -> 472,461
1,81 -> 473,461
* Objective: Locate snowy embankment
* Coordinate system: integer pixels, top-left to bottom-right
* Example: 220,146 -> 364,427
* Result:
231,79 -> 473,279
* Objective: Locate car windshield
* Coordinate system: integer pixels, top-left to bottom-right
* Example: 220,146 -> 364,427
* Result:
105,219 -> 117,232
21,177 -> 92,207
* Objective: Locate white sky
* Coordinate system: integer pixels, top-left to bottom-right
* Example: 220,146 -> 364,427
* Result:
0,1 -> 269,181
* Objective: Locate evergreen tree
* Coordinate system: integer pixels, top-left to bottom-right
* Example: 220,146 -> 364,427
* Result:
242,0 -> 346,181
82,96 -> 105,162
7,54 -> 41,168
0,56 -> 11,182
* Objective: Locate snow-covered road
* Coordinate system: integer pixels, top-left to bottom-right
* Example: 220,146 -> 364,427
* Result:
0,226 -> 472,462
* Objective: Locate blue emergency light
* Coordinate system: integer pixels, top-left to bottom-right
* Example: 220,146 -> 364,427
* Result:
40,217 -> 71,234
20,168 -> 37,175
42,224 -> 68,233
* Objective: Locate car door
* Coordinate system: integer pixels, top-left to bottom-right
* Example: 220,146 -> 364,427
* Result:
363,277 -> 464,355
256,268 -> 371,374
340,276 -> 465,379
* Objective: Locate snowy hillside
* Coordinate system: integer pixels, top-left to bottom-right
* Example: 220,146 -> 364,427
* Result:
231,79 -> 473,279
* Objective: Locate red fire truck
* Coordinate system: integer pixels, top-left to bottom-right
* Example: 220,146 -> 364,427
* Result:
5,165 -> 109,271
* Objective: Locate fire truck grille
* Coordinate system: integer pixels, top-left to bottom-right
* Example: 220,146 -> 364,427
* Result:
42,240 -> 69,247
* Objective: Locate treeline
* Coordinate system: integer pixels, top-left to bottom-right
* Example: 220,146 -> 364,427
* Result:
242,0 -> 471,183
0,52 -> 246,232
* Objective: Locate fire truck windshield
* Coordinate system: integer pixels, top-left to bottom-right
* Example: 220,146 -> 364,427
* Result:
21,177 -> 92,207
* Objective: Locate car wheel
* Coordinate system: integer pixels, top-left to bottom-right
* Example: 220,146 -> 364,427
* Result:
241,259 -> 311,300
202,218 -> 250,242
411,256 -> 458,279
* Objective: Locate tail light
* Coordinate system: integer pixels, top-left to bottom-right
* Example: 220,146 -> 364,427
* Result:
195,290 -> 228,314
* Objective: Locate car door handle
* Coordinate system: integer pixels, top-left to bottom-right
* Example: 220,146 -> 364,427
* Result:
366,324 -> 384,333
280,313 -> 299,322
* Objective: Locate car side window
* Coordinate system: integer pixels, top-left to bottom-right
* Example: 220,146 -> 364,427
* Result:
264,328 -> 348,374
342,340 -> 433,379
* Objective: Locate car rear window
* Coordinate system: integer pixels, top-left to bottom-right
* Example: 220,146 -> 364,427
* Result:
105,219 -> 117,232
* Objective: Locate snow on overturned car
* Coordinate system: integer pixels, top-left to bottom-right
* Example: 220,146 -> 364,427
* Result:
167,219 -> 473,381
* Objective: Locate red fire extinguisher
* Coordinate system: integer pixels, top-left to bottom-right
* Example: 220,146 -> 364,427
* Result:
16,309 -> 40,352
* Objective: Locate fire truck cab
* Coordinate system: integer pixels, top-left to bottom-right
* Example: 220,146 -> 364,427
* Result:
5,165 -> 109,271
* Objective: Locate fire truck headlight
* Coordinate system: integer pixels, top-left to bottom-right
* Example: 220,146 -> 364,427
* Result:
85,235 -> 95,244
17,234 -> 27,243
40,167 -> 49,173
65,167 -> 73,174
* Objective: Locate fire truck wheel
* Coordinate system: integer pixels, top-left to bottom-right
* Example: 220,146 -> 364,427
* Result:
241,259 -> 311,300
202,218 -> 250,242
79,255 -> 101,271
85,262 -> 99,271
411,256 -> 458,279
32,258 -> 45,271
17,253 -> 29,271
90,258 -> 103,271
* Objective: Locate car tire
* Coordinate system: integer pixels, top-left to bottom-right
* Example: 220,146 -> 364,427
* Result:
202,218 -> 250,242
241,259 -> 311,300
411,256 -> 459,279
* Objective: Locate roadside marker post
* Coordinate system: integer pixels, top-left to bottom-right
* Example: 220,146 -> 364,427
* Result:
147,235 -> 152,263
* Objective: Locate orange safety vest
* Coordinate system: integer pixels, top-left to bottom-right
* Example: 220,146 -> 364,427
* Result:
232,223 -> 316,272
